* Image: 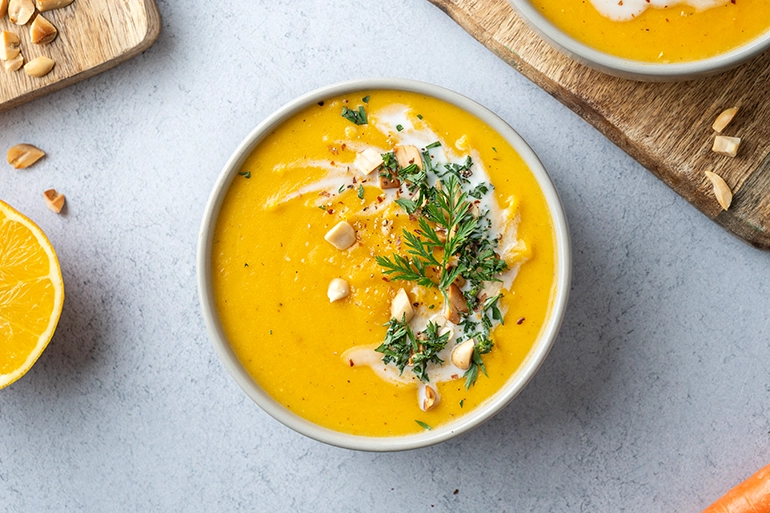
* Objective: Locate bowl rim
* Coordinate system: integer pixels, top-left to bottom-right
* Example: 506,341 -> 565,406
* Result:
507,0 -> 770,80
196,78 -> 572,451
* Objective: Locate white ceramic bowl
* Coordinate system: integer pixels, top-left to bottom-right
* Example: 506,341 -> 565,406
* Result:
507,0 -> 770,81
197,78 -> 571,451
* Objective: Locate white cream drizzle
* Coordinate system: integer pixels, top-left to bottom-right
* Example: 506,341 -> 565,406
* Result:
590,0 -> 730,22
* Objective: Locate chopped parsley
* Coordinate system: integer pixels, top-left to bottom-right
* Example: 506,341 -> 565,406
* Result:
375,317 -> 449,382
416,114 -> 423,120
338,184 -> 345,194
357,184 -> 364,199
238,171 -> 251,179
396,124 -> 404,132
341,105 -> 367,125
362,95 -> 370,103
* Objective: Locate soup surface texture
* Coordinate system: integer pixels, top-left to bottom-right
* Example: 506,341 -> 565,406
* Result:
529,0 -> 770,62
212,90 -> 557,437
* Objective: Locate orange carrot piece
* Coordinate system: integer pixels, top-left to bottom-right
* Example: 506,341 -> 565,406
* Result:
703,463 -> 770,513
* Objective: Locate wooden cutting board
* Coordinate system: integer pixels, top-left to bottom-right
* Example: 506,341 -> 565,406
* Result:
0,0 -> 160,113
429,0 -> 770,250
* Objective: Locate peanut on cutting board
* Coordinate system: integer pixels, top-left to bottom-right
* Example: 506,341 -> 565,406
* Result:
704,171 -> 733,211
712,135 -> 741,158
35,0 -> 72,11
712,107 -> 739,133
0,30 -> 20,60
4,52 -> 23,71
24,55 -> 54,76
8,0 -> 35,25
30,14 -> 57,44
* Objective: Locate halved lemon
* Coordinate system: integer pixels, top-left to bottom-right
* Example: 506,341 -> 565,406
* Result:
0,200 -> 64,389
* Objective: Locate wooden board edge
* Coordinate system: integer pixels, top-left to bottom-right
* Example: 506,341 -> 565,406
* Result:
716,153 -> 770,250
0,0 -> 162,115
428,0 -> 770,250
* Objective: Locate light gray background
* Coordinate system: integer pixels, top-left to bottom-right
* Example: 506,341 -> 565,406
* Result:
2,1 -> 768,511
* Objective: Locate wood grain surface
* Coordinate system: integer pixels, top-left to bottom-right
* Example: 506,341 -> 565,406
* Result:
429,0 -> 770,250
0,0 -> 160,113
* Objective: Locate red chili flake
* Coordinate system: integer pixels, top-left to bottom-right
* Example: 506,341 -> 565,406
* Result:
327,209 -> 334,215
349,359 -> 354,367
382,277 -> 390,282
517,317 -> 525,325
377,195 -> 384,203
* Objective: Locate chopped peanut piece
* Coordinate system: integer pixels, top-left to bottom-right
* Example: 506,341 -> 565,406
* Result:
712,107 -> 739,133
43,189 -> 65,213
30,14 -> 58,45
4,53 -> 23,71
0,31 -> 21,61
391,288 -> 414,323
420,384 -> 439,411
35,0 -> 73,11
446,283 -> 469,324
327,278 -> 350,303
7,143 -> 45,168
712,135 -> 741,157
704,171 -> 733,211
8,0 -> 35,25
394,145 -> 422,169
451,339 -> 475,370
24,56 -> 55,77
324,221 -> 356,250
353,148 -> 383,177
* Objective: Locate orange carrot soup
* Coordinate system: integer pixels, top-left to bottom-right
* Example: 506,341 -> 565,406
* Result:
211,90 -> 558,436
529,0 -> 770,62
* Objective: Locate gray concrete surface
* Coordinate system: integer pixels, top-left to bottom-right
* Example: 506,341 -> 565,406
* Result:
1,1 -> 768,511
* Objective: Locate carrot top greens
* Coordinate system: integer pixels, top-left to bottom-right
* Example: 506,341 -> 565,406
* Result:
375,144 -> 508,388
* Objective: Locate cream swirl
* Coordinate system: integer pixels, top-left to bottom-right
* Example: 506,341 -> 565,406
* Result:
590,0 -> 730,22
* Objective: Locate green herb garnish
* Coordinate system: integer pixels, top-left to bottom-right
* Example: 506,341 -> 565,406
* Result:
396,124 -> 404,132
374,146 -> 507,389
341,106 -> 367,125
357,184 -> 364,199
238,171 -> 251,179
375,317 -> 449,382
362,95 -> 370,103
415,420 -> 432,430
416,114 -> 423,120
338,184 -> 345,194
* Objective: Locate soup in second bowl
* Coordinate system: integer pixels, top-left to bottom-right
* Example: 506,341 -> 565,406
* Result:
528,0 -> 770,62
